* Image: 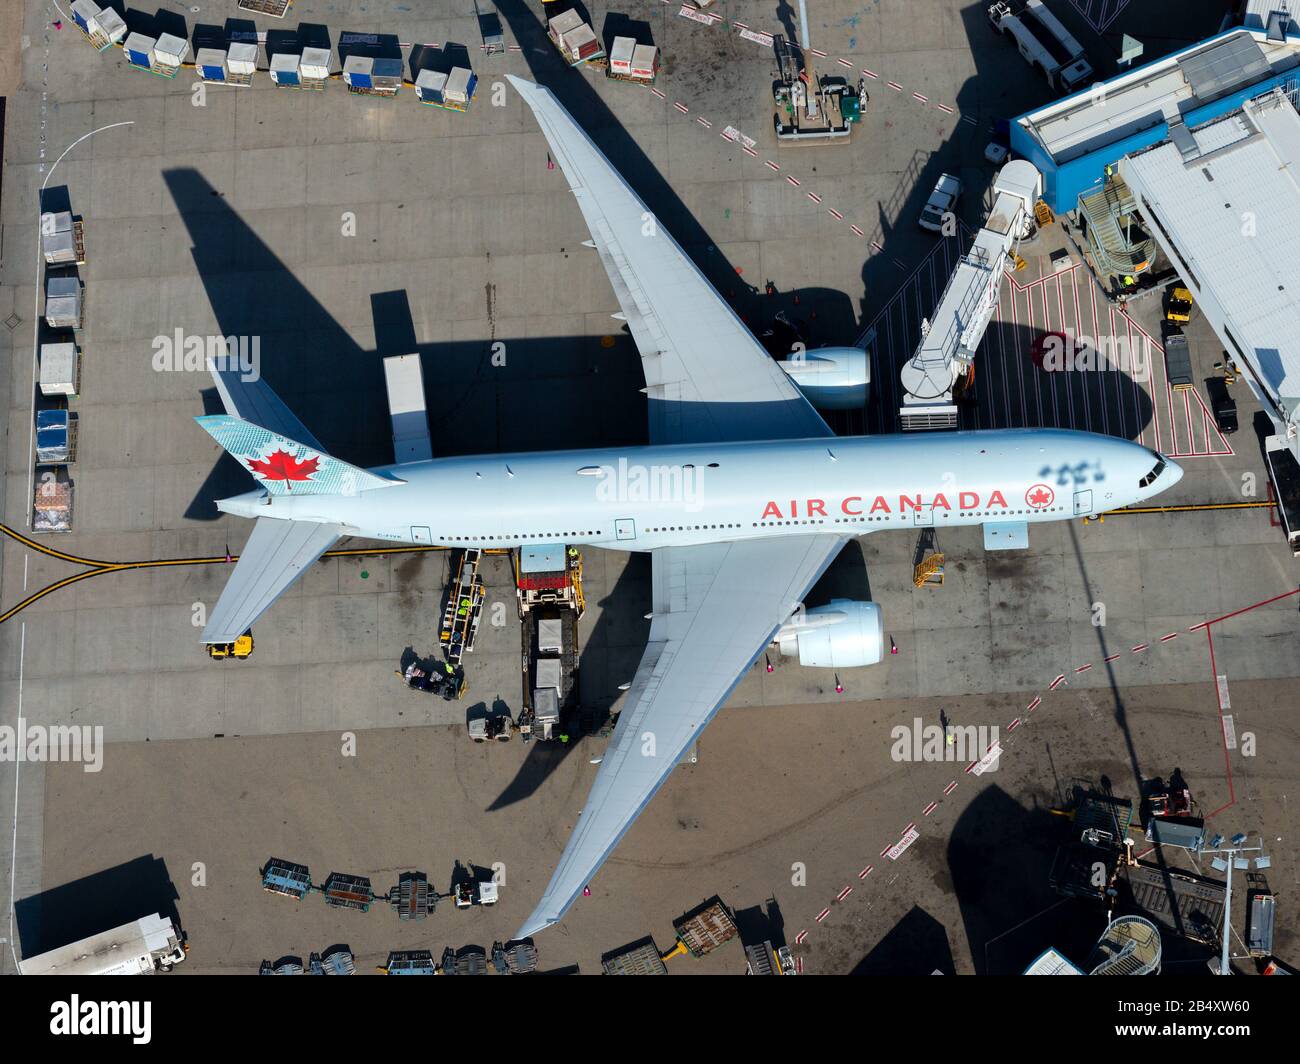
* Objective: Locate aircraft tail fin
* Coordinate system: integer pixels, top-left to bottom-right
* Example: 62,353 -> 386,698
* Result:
195,414 -> 401,497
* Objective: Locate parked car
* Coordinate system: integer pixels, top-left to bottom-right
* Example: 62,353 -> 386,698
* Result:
919,173 -> 963,232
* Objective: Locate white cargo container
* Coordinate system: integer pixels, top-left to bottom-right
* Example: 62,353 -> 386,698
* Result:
226,41 -> 258,75
44,276 -> 82,329
40,342 -> 80,397
610,36 -> 635,76
154,32 -> 189,69
416,68 -> 448,104
94,8 -> 126,46
444,67 -> 477,108
20,913 -> 186,975
41,212 -> 79,264
70,0 -> 101,29
631,44 -> 659,81
300,47 -> 331,80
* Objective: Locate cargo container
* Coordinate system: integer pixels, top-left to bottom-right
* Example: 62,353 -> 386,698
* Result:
602,937 -> 668,975
41,211 -> 83,265
154,32 -> 189,72
94,8 -> 126,48
548,10 -> 605,66
444,67 -> 477,109
123,32 -> 156,70
372,57 -> 404,93
517,544 -> 584,741
606,37 -> 659,83
415,68 -> 448,104
19,913 -> 186,975
36,409 -> 77,463
300,46 -> 331,85
39,342 -> 80,398
1162,326 -> 1195,391
194,47 -> 228,83
270,52 -> 301,86
70,0 -> 100,32
226,41 -> 258,85
32,469 -> 73,533
343,55 -> 374,88
44,276 -> 82,329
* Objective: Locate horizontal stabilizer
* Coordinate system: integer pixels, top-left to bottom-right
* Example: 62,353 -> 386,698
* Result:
202,517 -> 341,643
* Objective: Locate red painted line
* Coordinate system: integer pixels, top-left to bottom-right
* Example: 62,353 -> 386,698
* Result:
1198,588 -> 1300,627
837,58 -> 852,68
786,174 -> 801,186
912,92 -> 928,103
903,822 -> 915,834
1007,717 -> 1021,732
943,780 -> 958,795
673,101 -> 689,114
1026,697 -> 1041,713
719,131 -> 733,142
887,81 -> 903,91
765,159 -> 780,171
862,68 -> 878,79
810,48 -> 827,57
696,116 -> 711,128
742,145 -> 758,157
1103,653 -> 1121,663
1160,632 -> 1179,642
796,956 -> 804,974
794,928 -> 808,944
858,864 -> 874,879
734,21 -> 748,29
650,87 -> 666,99
815,907 -> 831,923
985,740 -> 1001,755
850,224 -> 865,236
965,760 -> 978,774
936,103 -> 954,114
923,801 -> 938,817
879,843 -> 892,856
1075,663 -> 1093,673
806,191 -> 822,203
1048,674 -> 1066,690
869,240 -> 884,252
837,885 -> 853,901
1131,643 -> 1149,654
827,207 -> 843,220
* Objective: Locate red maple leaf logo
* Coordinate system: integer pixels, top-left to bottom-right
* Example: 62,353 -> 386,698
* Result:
246,449 -> 319,483
1026,485 -> 1054,508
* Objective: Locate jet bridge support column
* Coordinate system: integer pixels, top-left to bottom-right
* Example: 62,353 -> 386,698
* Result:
897,160 -> 1042,431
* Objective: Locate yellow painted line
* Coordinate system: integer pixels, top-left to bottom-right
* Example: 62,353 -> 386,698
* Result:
1102,501 -> 1276,515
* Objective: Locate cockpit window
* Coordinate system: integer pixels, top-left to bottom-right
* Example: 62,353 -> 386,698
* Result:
1138,458 -> 1166,488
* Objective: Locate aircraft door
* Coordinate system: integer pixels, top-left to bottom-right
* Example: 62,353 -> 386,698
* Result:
411,526 -> 433,544
615,518 -> 636,541
1072,490 -> 1093,516
913,507 -> 933,527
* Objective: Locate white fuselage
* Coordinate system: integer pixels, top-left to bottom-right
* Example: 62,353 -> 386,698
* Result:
219,428 -> 1180,550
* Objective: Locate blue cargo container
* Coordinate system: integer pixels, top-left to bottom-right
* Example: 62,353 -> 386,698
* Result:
123,32 -> 156,69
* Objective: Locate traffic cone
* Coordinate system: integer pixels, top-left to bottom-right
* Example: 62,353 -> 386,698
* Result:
889,635 -> 898,655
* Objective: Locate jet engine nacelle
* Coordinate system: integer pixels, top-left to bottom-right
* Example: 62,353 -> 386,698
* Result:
775,599 -> 884,668
779,346 -> 870,410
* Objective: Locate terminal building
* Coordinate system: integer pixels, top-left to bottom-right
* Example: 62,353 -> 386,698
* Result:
1003,10 -> 1300,548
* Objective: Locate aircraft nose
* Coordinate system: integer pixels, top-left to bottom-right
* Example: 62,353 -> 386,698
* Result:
1166,459 -> 1184,487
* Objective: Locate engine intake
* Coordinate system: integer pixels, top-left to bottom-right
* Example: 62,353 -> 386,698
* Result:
779,347 -> 870,410
775,599 -> 884,668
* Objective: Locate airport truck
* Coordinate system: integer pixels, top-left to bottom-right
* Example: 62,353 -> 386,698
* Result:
988,1 -> 1093,95
516,544 -> 584,741
19,913 -> 187,975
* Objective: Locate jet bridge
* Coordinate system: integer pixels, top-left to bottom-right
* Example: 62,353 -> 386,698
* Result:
898,160 -> 1042,431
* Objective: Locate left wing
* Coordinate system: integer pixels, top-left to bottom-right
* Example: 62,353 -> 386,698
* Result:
515,533 -> 847,938
509,76 -> 832,445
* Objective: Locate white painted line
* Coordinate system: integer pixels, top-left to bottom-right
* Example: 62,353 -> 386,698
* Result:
837,885 -> 853,901
1216,674 -> 1231,709
886,826 -> 920,860
815,907 -> 831,923
1223,713 -> 1237,750
923,801 -> 938,816
943,780 -> 958,796
858,864 -> 874,879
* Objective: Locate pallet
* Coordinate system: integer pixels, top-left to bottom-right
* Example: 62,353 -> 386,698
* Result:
347,84 -> 400,98
238,0 -> 292,17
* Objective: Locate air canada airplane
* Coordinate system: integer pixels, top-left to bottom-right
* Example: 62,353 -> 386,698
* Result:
195,77 -> 1182,938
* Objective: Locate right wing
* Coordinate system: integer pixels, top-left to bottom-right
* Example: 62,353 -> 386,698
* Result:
515,533 -> 847,938
509,76 -> 832,445
202,517 -> 341,643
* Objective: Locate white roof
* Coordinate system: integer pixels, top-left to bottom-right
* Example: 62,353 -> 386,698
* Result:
1121,89 -> 1300,417
1023,948 -> 1084,975
1020,28 -> 1300,162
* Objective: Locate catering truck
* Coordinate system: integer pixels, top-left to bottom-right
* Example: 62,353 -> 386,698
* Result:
20,913 -> 187,974
988,1 -> 1093,95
